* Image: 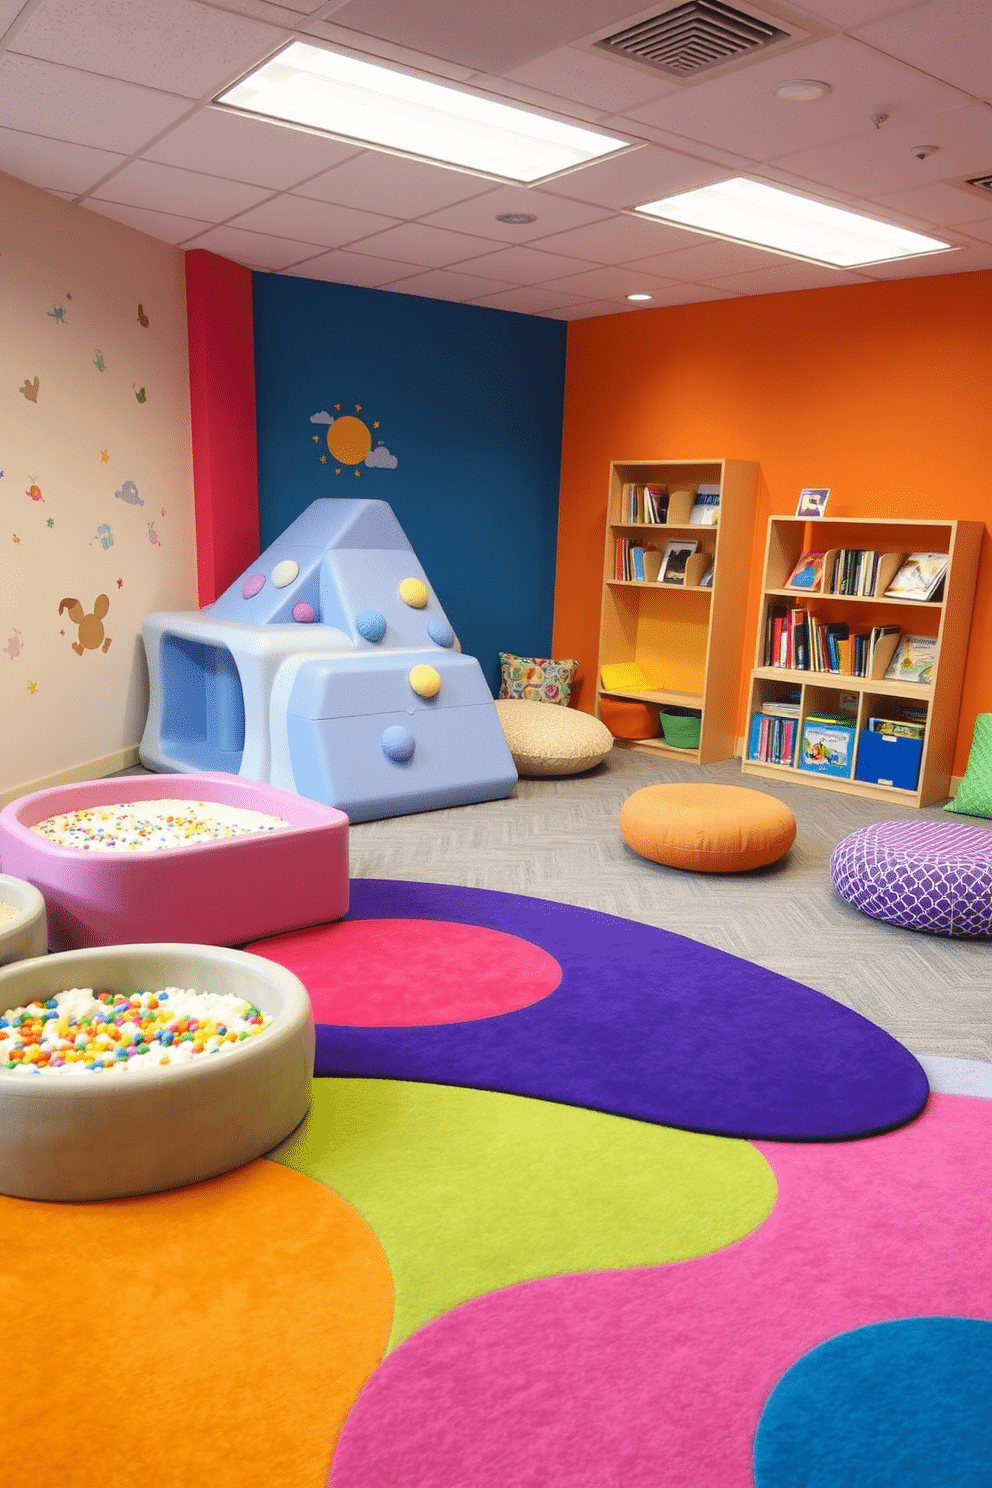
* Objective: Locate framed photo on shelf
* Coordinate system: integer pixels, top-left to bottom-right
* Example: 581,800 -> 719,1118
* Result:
796,487 -> 831,519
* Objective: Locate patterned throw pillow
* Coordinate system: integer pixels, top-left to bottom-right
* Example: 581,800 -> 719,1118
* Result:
498,653 -> 579,706
945,713 -> 992,818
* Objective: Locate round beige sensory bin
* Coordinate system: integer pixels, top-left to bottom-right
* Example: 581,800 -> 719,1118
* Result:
495,698 -> 613,778
0,875 -> 48,967
0,943 -> 314,1202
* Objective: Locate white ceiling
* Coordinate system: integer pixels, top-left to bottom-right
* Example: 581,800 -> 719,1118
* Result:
2,0 -> 991,319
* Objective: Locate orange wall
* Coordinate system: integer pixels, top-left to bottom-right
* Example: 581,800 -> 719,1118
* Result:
553,269 -> 992,777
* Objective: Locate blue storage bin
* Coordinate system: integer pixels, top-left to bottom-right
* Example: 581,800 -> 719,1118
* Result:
855,729 -> 923,791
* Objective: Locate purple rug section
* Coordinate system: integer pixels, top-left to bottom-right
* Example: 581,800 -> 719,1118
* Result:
312,880 -> 929,1142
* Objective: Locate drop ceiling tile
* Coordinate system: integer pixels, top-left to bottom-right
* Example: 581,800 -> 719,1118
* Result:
797,0 -> 911,21
856,240 -> 992,279
874,180 -> 992,227
461,73 -> 604,124
624,237 -> 793,280
81,198 -> 213,244
299,20 -> 478,82
467,284 -> 590,314
180,222 -> 327,268
294,150 -> 490,216
281,248 -> 426,286
195,0 -> 325,18
772,104 -> 992,198
451,243 -> 599,284
556,299 -> 639,319
505,43 -> 679,115
342,220 -> 506,266
537,264 -> 681,300
628,283 -> 741,307
232,193 -> 397,244
309,0 -> 650,75
144,110 -> 364,189
87,159 -> 273,219
0,127 -> 125,194
540,143 -> 725,210
0,53 -> 194,153
952,216 -> 992,245
10,0 -> 289,99
621,35 -> 970,165
419,185 -> 614,239
0,0 -> 30,31
702,263 -> 873,295
853,0 -> 992,101
375,266 -> 518,301
528,212 -> 708,263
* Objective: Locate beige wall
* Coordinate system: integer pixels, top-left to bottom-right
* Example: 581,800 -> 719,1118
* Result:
1,172 -> 197,803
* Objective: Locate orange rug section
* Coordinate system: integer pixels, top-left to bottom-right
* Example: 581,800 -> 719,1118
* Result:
1,1159 -> 393,1488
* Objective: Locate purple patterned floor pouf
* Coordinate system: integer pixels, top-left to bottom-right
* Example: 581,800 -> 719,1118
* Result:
830,820 -> 992,937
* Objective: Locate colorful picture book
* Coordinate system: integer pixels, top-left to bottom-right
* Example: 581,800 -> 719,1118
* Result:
798,720 -> 855,778
883,552 -> 948,601
689,485 -> 721,526
785,551 -> 826,589
883,634 -> 938,684
659,539 -> 698,585
868,716 -> 926,741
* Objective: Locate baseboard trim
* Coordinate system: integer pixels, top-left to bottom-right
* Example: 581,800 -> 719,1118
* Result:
0,746 -> 142,813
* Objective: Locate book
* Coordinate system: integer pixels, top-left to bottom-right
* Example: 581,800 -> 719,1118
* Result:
689,484 -> 721,526
883,552 -> 948,601
785,551 -> 826,590
659,538 -> 698,585
643,485 -> 668,523
869,716 -> 926,740
698,562 -> 714,588
798,720 -> 855,778
884,633 -> 939,684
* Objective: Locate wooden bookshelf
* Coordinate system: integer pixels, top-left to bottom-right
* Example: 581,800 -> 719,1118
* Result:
741,515 -> 982,806
595,459 -> 758,764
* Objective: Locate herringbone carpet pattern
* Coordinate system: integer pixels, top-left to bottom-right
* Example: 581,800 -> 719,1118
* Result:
345,747 -> 992,1065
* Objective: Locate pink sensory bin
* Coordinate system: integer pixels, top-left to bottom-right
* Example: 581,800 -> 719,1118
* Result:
0,772 -> 349,952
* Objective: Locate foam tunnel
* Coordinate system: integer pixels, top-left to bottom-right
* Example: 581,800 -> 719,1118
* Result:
140,499 -> 517,822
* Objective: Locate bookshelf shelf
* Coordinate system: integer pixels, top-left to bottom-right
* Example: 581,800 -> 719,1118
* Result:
596,458 -> 758,764
742,514 -> 982,806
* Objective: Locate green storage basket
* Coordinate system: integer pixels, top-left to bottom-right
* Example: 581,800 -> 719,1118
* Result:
660,708 -> 702,749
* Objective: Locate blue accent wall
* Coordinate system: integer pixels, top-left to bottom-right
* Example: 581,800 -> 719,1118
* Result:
252,273 -> 567,694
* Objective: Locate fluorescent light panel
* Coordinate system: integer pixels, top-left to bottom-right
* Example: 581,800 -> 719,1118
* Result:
634,177 -> 953,268
216,41 -> 629,183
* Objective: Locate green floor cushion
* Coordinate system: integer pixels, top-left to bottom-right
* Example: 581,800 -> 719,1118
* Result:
945,714 -> 992,819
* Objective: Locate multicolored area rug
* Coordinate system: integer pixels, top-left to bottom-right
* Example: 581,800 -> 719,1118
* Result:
3,880 -> 989,1488
249,878 -> 929,1141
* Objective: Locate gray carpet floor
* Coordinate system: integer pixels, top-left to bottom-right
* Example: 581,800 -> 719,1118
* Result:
91,744 -> 992,1069
341,745 -> 992,1068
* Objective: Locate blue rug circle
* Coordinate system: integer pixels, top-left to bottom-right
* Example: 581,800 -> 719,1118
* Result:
754,1317 -> 992,1486
269,879 -> 929,1142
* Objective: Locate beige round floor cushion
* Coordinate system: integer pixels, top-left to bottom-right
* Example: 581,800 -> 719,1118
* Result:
495,698 -> 613,778
620,782 -> 796,873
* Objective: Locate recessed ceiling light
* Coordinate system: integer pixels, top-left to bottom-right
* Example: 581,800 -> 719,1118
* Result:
215,41 -> 630,184
626,293 -> 653,301
773,79 -> 831,102
633,177 -> 953,268
496,212 -> 537,224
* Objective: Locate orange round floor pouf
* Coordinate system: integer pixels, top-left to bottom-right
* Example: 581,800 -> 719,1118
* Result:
620,783 -> 796,873
599,697 -> 661,740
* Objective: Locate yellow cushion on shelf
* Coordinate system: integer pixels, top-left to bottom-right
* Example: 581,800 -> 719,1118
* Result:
599,662 -> 665,693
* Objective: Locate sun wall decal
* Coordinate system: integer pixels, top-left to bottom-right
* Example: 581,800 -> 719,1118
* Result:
309,403 -> 398,477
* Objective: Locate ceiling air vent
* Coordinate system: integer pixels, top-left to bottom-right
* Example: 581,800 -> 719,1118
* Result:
595,0 -> 791,79
963,173 -> 992,194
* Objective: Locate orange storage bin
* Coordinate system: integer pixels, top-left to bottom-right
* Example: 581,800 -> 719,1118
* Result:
598,697 -> 660,740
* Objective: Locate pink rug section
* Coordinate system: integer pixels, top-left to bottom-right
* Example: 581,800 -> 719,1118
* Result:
249,919 -> 562,1026
327,1094 -> 992,1487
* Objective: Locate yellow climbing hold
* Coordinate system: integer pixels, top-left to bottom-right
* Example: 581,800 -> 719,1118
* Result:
409,665 -> 441,699
398,578 -> 429,609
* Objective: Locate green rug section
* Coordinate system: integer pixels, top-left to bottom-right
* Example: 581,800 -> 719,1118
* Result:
269,1078 -> 776,1352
